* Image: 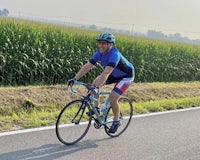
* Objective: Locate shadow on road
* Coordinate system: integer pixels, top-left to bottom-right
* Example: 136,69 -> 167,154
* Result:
0,140 -> 98,160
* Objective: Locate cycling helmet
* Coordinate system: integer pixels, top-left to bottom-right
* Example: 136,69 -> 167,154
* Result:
96,32 -> 115,43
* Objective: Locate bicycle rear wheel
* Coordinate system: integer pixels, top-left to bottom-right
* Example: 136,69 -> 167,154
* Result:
104,97 -> 133,137
56,99 -> 92,145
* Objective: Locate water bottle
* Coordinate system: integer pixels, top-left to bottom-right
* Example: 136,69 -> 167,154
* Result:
101,98 -> 110,114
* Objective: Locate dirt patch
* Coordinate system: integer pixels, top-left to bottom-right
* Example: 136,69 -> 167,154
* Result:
0,82 -> 200,107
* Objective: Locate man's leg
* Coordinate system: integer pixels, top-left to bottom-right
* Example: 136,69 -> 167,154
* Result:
92,75 -> 102,107
108,91 -> 121,133
108,77 -> 134,133
88,75 -> 105,115
109,91 -> 121,121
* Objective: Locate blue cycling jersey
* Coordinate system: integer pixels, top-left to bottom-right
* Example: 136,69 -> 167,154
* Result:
90,47 -> 134,78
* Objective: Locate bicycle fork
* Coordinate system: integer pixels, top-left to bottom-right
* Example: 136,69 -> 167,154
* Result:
71,101 -> 87,125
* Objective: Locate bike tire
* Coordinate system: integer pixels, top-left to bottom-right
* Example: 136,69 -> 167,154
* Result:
104,97 -> 133,137
56,99 -> 92,145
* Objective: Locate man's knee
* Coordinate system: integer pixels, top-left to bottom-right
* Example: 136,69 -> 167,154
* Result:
109,91 -> 120,104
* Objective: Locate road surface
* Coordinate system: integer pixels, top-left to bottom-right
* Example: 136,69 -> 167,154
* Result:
0,107 -> 200,160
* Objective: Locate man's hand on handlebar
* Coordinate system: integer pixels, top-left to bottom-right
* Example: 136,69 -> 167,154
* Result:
89,86 -> 99,95
68,78 -> 76,86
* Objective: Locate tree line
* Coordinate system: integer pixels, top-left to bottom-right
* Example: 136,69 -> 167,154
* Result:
87,24 -> 200,45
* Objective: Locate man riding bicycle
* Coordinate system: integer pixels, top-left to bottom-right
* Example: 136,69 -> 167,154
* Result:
68,32 -> 135,133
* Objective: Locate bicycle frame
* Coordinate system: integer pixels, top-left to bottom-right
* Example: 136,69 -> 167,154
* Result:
70,81 -> 114,126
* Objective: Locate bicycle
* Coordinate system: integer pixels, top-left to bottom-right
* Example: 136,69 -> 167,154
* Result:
56,81 -> 133,145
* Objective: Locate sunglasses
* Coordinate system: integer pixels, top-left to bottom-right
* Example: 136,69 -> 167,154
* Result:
97,41 -> 108,45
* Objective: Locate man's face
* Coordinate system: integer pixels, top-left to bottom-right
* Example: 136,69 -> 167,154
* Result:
97,41 -> 110,54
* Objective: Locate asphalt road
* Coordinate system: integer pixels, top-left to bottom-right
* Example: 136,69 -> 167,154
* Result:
0,107 -> 200,160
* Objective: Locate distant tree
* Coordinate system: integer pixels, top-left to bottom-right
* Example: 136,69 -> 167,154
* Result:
146,30 -> 200,45
147,30 -> 168,40
173,33 -> 182,41
89,24 -> 97,30
0,8 -> 9,16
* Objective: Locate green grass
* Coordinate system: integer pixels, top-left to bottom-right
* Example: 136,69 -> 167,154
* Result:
134,96 -> 200,114
0,103 -> 62,131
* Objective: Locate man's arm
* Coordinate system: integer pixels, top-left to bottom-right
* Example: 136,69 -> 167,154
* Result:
93,66 -> 114,87
74,62 -> 93,80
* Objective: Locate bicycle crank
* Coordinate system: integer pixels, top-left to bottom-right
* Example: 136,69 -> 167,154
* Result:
94,120 -> 102,129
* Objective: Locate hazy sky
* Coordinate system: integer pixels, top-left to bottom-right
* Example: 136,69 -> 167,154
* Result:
1,0 -> 200,39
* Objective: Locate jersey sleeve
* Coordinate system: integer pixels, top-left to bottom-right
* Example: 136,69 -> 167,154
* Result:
107,52 -> 120,68
89,51 -> 100,65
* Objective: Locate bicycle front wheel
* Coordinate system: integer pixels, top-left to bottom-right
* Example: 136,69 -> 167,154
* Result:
104,97 -> 133,137
56,99 -> 92,145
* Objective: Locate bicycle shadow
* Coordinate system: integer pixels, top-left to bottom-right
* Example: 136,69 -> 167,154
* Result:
0,140 -> 98,160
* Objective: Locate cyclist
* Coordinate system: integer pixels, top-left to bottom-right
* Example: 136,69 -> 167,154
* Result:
68,32 -> 135,133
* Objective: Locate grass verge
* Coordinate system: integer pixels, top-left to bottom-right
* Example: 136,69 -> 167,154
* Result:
0,82 -> 200,132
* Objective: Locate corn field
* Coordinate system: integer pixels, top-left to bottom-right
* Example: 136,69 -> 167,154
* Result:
0,18 -> 200,86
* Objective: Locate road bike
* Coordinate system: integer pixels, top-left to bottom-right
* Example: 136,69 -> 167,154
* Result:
56,81 -> 133,145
